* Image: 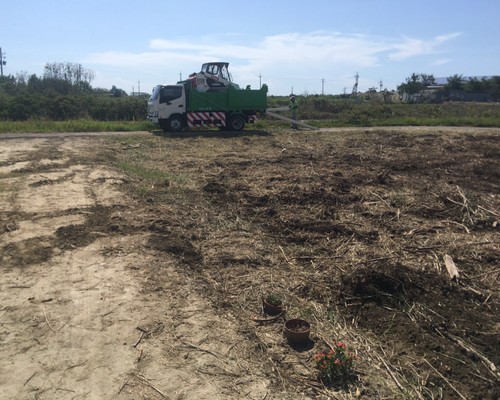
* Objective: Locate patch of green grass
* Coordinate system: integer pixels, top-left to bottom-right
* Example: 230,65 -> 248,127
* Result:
116,161 -> 171,181
0,119 -> 156,133
115,161 -> 190,196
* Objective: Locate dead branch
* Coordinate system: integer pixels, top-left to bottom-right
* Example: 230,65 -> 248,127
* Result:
443,254 -> 459,280
133,331 -> 145,348
423,358 -> 467,400
40,304 -> 56,332
470,268 -> 500,279
278,245 -> 293,265
41,298 -> 53,303
368,190 -> 392,210
134,322 -> 164,348
117,375 -> 132,395
92,302 -> 124,321
181,341 -> 223,361
446,220 -> 470,233
134,373 -> 171,399
482,294 -> 492,305
444,332 -> 498,378
252,312 -> 285,323
67,361 -> 87,370
477,205 -> 498,217
137,348 -> 144,363
24,372 -> 37,386
377,354 -> 405,392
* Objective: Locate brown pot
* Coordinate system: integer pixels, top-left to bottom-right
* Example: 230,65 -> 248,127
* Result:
262,299 -> 284,316
284,319 -> 310,344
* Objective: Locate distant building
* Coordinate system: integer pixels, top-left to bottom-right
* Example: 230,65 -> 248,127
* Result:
130,92 -> 149,97
434,76 -> 493,86
401,76 -> 497,103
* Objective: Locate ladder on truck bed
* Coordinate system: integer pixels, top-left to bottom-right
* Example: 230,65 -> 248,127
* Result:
265,107 -> 317,130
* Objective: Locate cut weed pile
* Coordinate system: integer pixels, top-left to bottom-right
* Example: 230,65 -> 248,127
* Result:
1,126 -> 498,399
112,127 -> 498,399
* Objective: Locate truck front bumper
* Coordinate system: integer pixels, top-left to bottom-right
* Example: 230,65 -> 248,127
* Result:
147,115 -> 159,124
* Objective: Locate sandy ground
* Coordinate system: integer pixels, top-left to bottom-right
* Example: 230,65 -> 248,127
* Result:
0,136 -> 276,400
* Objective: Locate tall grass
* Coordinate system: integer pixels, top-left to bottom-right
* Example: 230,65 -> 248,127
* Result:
259,99 -> 500,128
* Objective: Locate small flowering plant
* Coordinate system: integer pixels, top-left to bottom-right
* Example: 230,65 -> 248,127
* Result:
314,341 -> 356,384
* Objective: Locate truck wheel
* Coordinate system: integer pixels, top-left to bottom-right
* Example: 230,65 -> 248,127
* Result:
229,115 -> 245,131
158,119 -> 169,131
167,115 -> 184,132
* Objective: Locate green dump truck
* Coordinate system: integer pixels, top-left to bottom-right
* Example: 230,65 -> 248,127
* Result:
147,62 -> 268,132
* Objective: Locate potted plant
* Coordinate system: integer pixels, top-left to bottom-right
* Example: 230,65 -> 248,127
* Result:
262,293 -> 284,315
284,318 -> 310,345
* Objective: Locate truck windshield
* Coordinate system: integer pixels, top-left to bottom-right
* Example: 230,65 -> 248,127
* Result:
150,86 -> 162,101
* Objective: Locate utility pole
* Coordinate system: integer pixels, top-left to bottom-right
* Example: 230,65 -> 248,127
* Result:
321,78 -> 325,95
0,47 -> 6,77
180,71 -> 182,81
138,80 -> 140,94
352,72 -> 359,96
259,73 -> 262,88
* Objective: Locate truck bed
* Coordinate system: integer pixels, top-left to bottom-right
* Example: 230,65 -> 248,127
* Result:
187,85 -> 267,112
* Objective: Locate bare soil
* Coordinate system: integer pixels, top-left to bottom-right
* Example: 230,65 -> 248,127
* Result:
0,127 -> 498,399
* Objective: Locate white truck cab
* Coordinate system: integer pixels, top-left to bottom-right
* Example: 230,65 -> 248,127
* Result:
147,84 -> 185,129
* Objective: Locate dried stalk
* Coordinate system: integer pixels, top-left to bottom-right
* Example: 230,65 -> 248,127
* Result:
40,304 -> 56,332
134,374 -> 171,399
423,358 -> 467,400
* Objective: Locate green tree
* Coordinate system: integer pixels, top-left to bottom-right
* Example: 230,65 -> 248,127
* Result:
0,74 -> 18,95
397,73 -> 435,95
110,85 -> 127,98
419,74 -> 436,86
43,62 -> 94,94
445,74 -> 465,91
489,76 -> 500,100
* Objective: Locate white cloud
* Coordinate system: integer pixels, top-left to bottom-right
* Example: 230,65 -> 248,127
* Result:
84,31 -> 462,95
389,32 -> 461,61
435,32 -> 462,43
432,58 -> 451,66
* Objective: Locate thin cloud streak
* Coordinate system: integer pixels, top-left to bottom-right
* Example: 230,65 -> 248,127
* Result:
389,32 -> 462,61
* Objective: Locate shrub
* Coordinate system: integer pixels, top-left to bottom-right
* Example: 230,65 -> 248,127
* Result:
314,341 -> 356,385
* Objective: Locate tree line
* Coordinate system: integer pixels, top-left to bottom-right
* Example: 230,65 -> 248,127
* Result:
0,62 -> 147,121
3,62 -> 499,122
397,73 -> 500,100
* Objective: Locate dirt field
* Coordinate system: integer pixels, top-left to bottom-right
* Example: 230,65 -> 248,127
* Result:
0,127 -> 498,400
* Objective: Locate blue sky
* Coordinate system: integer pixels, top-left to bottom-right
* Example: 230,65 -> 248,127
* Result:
2,0 -> 499,95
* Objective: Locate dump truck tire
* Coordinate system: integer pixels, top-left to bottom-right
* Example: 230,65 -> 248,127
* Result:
229,115 -> 245,131
159,119 -> 169,131
167,115 -> 184,132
